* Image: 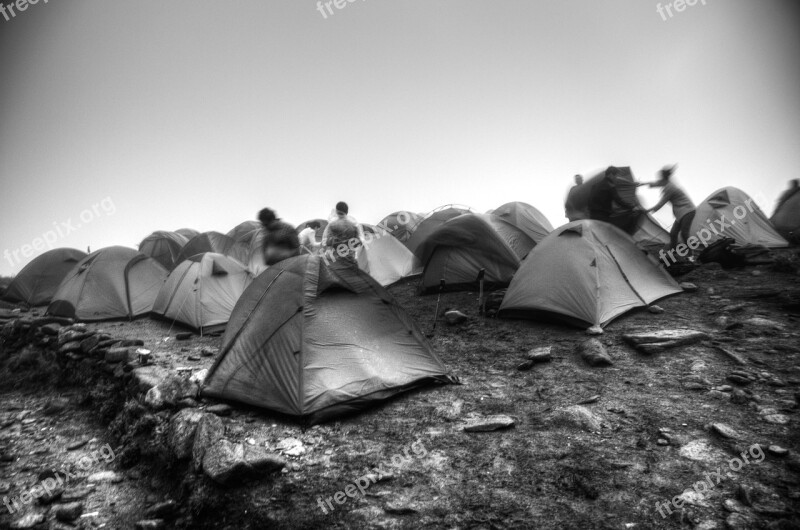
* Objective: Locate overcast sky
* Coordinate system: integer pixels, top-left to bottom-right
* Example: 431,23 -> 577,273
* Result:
1,0 -> 798,275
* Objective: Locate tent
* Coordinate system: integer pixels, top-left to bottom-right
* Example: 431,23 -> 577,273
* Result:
138,231 -> 189,270
226,221 -> 262,244
3,248 -> 87,306
175,228 -> 200,239
490,202 -> 553,244
47,246 -> 167,321
417,213 -> 536,293
378,211 -> 424,243
690,187 -> 788,249
174,231 -> 250,267
201,255 -> 455,424
499,220 -> 682,328
566,166 -> 670,253
152,253 -> 252,333
356,231 -> 422,286
771,187 -> 800,241
404,206 -> 472,256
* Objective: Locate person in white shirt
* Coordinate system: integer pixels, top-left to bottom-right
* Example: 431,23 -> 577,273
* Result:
298,221 -> 321,254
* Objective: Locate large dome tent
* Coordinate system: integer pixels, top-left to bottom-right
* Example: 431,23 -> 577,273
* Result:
3,248 -> 87,306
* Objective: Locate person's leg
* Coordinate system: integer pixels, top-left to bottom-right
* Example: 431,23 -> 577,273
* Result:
679,211 -> 696,246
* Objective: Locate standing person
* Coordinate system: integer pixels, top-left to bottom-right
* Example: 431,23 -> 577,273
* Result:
646,165 -> 696,249
298,221 -> 321,254
258,208 -> 300,266
565,174 -> 589,220
321,201 -> 363,264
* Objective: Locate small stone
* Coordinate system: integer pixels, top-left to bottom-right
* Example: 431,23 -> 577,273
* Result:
201,348 -> 215,357
762,414 -> 790,425
87,470 -> 123,483
10,513 -> 46,529
54,501 -> 83,522
67,439 -> 89,451
767,445 -> 788,456
206,404 -> 232,417
517,360 -> 535,371
444,310 -> 468,325
578,339 -> 613,367
680,282 -> 698,292
175,332 -> 192,341
683,382 -> 705,391
656,439 -> 669,446
526,346 -> 552,363
751,270 -> 762,277
724,499 -> 744,513
648,305 -> 664,314
276,437 -> 306,457
105,346 -> 133,364
709,423 -> 741,440
135,521 -> 166,530
585,325 -> 604,335
727,374 -> 752,385
464,415 -> 516,432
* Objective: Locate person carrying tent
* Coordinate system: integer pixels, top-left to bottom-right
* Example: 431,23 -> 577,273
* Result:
321,201 -> 363,264
775,179 -> 799,212
587,167 -> 641,230
298,220 -> 321,254
258,208 -> 300,265
646,165 -> 696,249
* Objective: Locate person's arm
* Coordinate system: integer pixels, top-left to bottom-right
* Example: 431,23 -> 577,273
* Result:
648,188 -> 672,213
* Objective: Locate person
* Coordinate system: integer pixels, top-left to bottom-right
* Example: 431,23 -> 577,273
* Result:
775,179 -> 799,212
565,174 -> 589,220
298,221 -> 321,254
587,167 -> 640,226
258,208 -> 300,266
646,165 -> 696,249
321,201 -> 364,264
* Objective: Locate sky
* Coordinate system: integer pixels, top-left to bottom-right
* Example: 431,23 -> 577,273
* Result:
1,0 -> 799,276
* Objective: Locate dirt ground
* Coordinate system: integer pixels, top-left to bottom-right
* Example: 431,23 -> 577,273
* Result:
1,253 -> 800,529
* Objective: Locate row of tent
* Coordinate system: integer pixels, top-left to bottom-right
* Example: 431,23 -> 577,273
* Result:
3,182 -> 792,332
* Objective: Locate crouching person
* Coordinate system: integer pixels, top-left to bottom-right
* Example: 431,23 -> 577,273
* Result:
258,208 -> 300,265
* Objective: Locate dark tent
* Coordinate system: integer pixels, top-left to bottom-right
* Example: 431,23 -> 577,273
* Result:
771,186 -> 800,242
175,231 -> 249,267
138,231 -> 189,270
3,248 -> 87,306
202,255 -> 455,424
404,206 -> 472,257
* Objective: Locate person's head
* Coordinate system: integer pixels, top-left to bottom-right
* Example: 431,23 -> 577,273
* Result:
790,179 -> 799,189
574,174 -> 583,185
307,220 -> 321,230
258,207 -> 278,228
335,201 -> 349,216
658,164 -> 677,183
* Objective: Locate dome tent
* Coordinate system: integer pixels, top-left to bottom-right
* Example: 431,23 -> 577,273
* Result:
174,231 -> 250,267
3,248 -> 87,306
378,211 -> 424,243
152,253 -> 253,333
499,220 -> 682,328
138,231 -> 189,270
490,201 -> 553,244
47,246 -> 168,321
404,206 -> 472,257
417,213 -> 536,293
226,220 -> 262,244
689,187 -> 788,249
356,232 -> 421,286
201,255 -> 456,424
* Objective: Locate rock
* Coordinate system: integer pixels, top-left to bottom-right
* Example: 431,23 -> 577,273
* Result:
201,348 -> 215,357
187,355 -> 201,361
58,329 -> 92,346
463,415 -> 516,432
708,423 -> 741,440
176,398 -> 199,409
59,340 -> 82,354
105,346 -> 135,364
60,486 -> 95,503
42,397 -> 70,416
714,316 -> 729,328
727,375 -> 752,385
190,368 -> 208,387
10,513 -> 46,529
725,513 -> 753,530
206,404 -> 232,417
87,470 -> 123,483
762,414 -> 790,425
622,329 -> 708,353
744,317 -> 783,331
144,500 -> 178,520
577,339 -> 613,366
723,498 -> 745,513
526,346 -> 552,363
202,440 -> 285,486
119,339 -> 144,347
577,395 -> 600,405
731,389 -> 749,405
168,409 -> 205,459
585,325 -> 604,335
517,360 -> 535,371
192,413 -> 226,471
680,282 -> 698,292
145,373 -> 198,409
80,335 -> 101,354
131,365 -> 170,393
41,323 -> 62,336
276,437 -> 306,457
54,501 -> 83,522
175,332 -> 193,341
67,439 -> 89,451
444,310 -> 468,325
547,405 -> 602,432
648,305 -> 665,314
135,521 -> 166,530
767,445 -> 788,456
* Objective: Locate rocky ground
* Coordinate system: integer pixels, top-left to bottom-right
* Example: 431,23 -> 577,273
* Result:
1,252 -> 800,530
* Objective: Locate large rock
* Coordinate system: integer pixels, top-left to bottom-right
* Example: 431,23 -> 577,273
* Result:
144,373 -> 198,409
202,440 -> 285,486
192,414 -> 225,471
167,409 -> 205,459
131,365 -> 170,394
547,405 -> 602,432
622,329 -> 708,354
577,339 -> 613,366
